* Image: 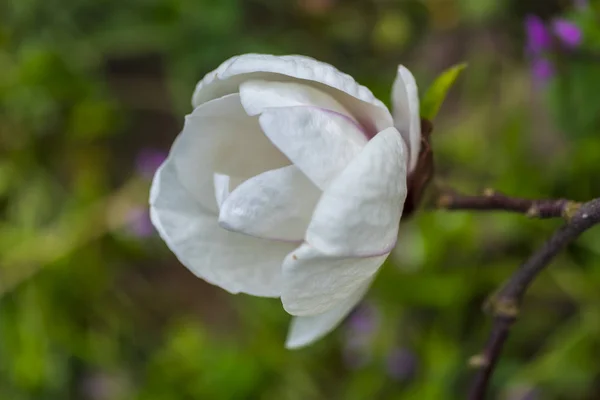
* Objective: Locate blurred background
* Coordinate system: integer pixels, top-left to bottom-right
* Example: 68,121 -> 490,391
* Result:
2,0 -> 600,399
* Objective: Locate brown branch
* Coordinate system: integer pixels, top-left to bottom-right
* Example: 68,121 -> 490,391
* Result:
436,189 -> 582,219
466,197 -> 600,400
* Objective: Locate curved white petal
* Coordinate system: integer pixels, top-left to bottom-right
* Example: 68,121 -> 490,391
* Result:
306,127 -> 407,257
172,93 -> 289,212
281,244 -> 386,316
285,276 -> 374,349
258,106 -> 367,190
192,54 -> 393,133
240,80 -> 357,120
213,173 -> 231,209
392,66 -> 421,172
213,174 -> 245,209
150,160 -> 295,297
218,165 -> 321,242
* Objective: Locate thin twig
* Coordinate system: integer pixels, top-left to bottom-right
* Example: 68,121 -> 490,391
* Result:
466,197 -> 600,400
436,189 -> 581,219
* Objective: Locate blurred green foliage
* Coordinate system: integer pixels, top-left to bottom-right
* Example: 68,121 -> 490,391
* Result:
2,0 -> 600,399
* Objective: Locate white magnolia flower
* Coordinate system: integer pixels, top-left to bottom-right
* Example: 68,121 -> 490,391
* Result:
149,54 -> 420,349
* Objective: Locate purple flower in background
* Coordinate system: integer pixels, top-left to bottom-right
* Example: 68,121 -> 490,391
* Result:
386,347 -> 418,382
504,384 -> 540,400
342,302 -> 379,369
342,340 -> 372,370
552,19 -> 583,48
574,0 -> 588,10
347,302 -> 380,335
531,58 -> 555,82
80,372 -> 130,400
126,207 -> 155,237
525,15 -> 551,55
81,374 -> 113,400
136,148 -> 167,180
523,14 -> 582,86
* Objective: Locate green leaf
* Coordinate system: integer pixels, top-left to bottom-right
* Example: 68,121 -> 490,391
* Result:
421,63 -> 467,120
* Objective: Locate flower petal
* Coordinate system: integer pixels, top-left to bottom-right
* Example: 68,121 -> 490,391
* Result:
281,244 -> 386,316
213,173 -> 231,209
285,276 -> 374,349
218,165 -> 321,242
192,54 -> 393,133
306,127 -> 407,257
392,66 -> 421,172
240,79 -> 369,141
239,80 -> 357,122
172,93 -> 288,212
150,160 -> 295,297
280,128 -> 406,316
258,106 -> 367,190
213,173 -> 246,209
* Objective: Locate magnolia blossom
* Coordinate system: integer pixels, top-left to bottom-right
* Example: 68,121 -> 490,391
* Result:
149,54 -> 420,348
